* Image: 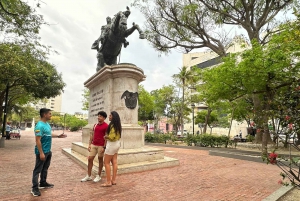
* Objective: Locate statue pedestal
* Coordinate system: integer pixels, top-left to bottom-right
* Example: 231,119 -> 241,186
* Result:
62,64 -> 179,175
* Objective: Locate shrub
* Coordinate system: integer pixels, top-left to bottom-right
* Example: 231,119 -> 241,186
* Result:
145,132 -> 166,143
145,132 -> 155,143
70,126 -> 80,132
185,135 -> 200,146
185,134 -> 230,148
246,134 -> 255,143
218,135 -> 230,147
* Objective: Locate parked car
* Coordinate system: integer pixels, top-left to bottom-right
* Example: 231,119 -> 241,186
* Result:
177,130 -> 188,136
277,132 -> 298,143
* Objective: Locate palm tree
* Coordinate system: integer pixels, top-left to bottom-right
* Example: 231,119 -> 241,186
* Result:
172,66 -> 194,136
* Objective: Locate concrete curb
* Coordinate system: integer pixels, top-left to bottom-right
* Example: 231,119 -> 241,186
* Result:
262,186 -> 294,201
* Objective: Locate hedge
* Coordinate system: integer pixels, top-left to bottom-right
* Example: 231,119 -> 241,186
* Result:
145,132 -> 230,148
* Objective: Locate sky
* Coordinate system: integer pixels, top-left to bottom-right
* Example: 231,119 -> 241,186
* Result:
33,0 -> 183,114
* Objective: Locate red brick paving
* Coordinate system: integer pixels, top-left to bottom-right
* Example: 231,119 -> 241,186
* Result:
0,131 -> 282,201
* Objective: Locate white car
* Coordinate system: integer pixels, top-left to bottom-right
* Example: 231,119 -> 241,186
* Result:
177,130 -> 188,136
277,133 -> 298,143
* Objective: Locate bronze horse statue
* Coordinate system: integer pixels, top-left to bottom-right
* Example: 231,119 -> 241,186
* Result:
92,10 -> 145,71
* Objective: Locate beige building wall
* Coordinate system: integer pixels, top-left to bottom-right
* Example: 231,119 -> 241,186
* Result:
183,36 -> 250,68
32,95 -> 62,113
48,95 -> 62,112
74,112 -> 88,120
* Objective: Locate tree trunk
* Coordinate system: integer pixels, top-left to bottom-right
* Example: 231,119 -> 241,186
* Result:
271,117 -> 278,144
253,94 -> 264,144
258,91 -> 274,155
181,86 -> 185,136
203,108 -> 211,134
228,109 -> 234,138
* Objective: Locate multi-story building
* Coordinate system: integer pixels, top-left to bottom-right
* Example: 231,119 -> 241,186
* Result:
32,95 -> 62,113
74,112 -> 88,120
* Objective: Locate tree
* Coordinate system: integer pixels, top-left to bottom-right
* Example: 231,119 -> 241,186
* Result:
81,88 -> 90,111
0,0 -> 46,42
138,85 -> 154,124
0,42 -> 65,124
48,112 -> 63,127
133,0 -> 295,55
200,16 -> 300,154
64,114 -> 88,132
195,110 -> 219,134
172,66 -> 195,135
133,0 -> 298,151
9,105 -> 38,125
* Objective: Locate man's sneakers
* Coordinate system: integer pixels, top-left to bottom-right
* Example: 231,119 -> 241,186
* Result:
93,175 -> 101,182
39,182 -> 54,189
81,175 -> 101,182
32,182 -> 54,196
81,175 -> 93,182
31,188 -> 41,197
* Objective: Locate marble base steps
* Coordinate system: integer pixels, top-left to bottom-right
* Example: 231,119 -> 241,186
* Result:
62,142 -> 179,176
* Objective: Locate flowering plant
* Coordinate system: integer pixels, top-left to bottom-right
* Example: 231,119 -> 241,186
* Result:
268,152 -> 278,164
262,150 -> 278,165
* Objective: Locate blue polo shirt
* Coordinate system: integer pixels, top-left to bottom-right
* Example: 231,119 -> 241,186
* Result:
34,121 -> 52,155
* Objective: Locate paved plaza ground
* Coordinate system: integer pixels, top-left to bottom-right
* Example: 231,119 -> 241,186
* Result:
0,131 -> 284,201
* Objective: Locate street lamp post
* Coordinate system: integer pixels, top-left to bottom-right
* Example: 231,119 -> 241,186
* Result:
191,103 -> 195,135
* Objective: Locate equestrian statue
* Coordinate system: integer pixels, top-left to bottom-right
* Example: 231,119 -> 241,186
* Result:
91,6 -> 145,71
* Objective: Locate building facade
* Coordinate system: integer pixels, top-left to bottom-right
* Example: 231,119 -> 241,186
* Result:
32,95 -> 62,113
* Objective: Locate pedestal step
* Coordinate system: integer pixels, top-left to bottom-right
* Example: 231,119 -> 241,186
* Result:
71,142 -> 166,165
62,148 -> 179,175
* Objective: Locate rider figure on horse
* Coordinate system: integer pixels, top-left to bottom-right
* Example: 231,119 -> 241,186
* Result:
91,6 -> 144,71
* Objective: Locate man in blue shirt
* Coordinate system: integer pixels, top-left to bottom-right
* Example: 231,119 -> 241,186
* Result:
5,122 -> 11,140
31,108 -> 62,197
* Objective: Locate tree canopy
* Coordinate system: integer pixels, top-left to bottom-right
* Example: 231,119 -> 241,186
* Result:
138,85 -> 154,123
199,13 -> 300,152
132,0 -> 297,55
81,88 -> 90,111
0,1 -> 65,124
0,0 -> 45,42
0,42 -> 65,109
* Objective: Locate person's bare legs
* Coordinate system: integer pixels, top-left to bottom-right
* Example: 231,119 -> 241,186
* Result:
111,153 -> 118,184
104,154 -> 113,184
87,156 -> 95,176
98,156 -> 104,176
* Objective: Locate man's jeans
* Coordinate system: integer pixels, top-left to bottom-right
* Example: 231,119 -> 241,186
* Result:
5,131 -> 10,140
32,151 -> 52,189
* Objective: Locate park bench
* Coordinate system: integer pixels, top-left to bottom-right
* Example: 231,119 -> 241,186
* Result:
231,138 -> 247,143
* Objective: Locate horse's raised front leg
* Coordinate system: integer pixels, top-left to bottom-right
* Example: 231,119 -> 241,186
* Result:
133,23 -> 145,39
124,23 -> 145,39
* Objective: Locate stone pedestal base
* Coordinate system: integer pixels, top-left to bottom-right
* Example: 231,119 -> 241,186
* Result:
62,142 -> 179,175
63,63 -> 179,175
82,123 -> 144,149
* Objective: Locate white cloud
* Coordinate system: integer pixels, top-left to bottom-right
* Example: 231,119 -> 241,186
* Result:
34,0 -> 182,114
